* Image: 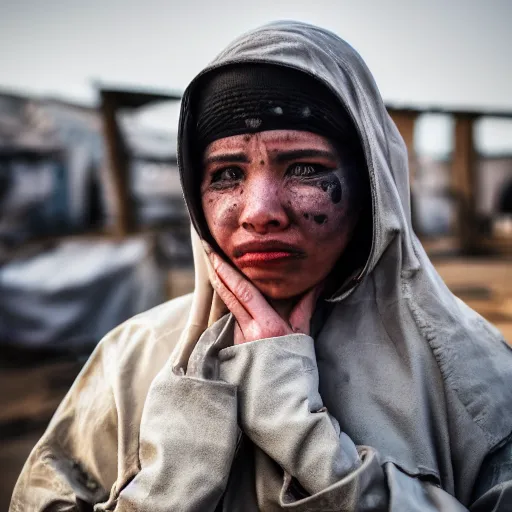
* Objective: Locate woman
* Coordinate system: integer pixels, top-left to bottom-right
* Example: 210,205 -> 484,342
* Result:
11,21 -> 512,511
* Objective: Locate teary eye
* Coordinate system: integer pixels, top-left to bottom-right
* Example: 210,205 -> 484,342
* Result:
211,167 -> 244,184
288,163 -> 326,177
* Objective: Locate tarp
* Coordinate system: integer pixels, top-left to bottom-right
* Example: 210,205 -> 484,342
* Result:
0,238 -> 165,352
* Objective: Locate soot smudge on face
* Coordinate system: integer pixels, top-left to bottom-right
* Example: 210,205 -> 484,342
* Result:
320,175 -> 342,204
313,214 -> 327,225
303,212 -> 327,224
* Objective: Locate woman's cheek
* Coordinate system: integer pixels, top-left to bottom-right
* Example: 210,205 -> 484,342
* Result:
285,184 -> 349,235
202,190 -> 241,236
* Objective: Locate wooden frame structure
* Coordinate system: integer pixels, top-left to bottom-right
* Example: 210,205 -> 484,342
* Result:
387,106 -> 512,255
99,87 -> 182,236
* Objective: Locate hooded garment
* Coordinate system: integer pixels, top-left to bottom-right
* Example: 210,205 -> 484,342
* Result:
10,21 -> 512,512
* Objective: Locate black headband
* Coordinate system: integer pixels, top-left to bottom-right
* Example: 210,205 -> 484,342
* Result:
193,64 -> 360,151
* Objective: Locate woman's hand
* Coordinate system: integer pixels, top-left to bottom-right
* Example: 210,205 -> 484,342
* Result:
206,249 -> 320,344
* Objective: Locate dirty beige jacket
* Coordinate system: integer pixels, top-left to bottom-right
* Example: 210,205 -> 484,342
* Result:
11,21 -> 512,511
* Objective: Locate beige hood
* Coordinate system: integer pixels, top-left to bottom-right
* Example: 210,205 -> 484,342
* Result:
171,20 -> 420,372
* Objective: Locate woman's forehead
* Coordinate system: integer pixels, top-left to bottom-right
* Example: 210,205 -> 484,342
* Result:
203,130 -> 337,158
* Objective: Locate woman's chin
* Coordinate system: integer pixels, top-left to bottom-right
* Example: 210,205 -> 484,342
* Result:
251,278 -> 309,301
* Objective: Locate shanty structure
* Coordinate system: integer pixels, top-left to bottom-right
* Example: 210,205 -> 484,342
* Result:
388,106 -> 512,256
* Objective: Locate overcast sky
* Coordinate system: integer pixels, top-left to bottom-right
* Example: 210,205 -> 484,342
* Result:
1,0 -> 511,153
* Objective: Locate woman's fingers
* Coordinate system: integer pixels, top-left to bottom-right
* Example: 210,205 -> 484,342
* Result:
210,253 -> 280,322
204,244 -> 317,342
289,286 -> 320,335
209,264 -> 252,328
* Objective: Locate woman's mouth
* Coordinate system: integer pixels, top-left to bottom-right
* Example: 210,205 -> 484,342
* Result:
237,251 -> 300,265
233,241 -> 306,267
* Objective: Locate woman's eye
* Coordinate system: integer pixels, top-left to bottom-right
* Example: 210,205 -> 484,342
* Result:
211,167 -> 243,184
288,163 -> 326,177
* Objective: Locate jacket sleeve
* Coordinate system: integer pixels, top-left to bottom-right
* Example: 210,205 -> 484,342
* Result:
10,338 -> 119,512
11,322 -> 239,512
218,334 -> 503,511
108,360 -> 239,511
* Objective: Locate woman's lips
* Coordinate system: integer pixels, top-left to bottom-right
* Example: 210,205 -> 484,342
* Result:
236,251 -> 302,266
233,241 -> 306,267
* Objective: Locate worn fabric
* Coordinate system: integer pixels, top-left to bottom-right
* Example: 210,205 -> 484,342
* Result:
11,20 -> 512,511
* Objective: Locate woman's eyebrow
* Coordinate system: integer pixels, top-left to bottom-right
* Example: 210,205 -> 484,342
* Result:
203,152 -> 249,165
273,149 -> 337,163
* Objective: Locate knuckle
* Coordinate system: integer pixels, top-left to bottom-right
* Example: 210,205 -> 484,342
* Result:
234,282 -> 253,304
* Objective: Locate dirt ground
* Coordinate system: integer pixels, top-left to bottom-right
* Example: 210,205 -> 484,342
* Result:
435,258 -> 512,341
1,258 -> 511,510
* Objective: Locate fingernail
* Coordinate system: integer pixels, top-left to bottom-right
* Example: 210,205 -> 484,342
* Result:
211,253 -> 220,270
201,240 -> 212,255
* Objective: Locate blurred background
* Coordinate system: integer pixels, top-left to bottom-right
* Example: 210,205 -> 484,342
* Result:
1,0 -> 511,508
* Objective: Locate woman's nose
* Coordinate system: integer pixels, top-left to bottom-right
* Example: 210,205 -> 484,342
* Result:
239,178 -> 289,235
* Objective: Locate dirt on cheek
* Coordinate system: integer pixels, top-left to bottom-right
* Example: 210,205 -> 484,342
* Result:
303,212 -> 328,224
286,185 -> 354,236
319,175 -> 342,204
286,187 -> 330,221
203,193 -> 239,227
220,200 -> 239,220
313,214 -> 327,224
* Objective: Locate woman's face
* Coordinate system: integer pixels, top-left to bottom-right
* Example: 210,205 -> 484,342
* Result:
201,130 -> 361,300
